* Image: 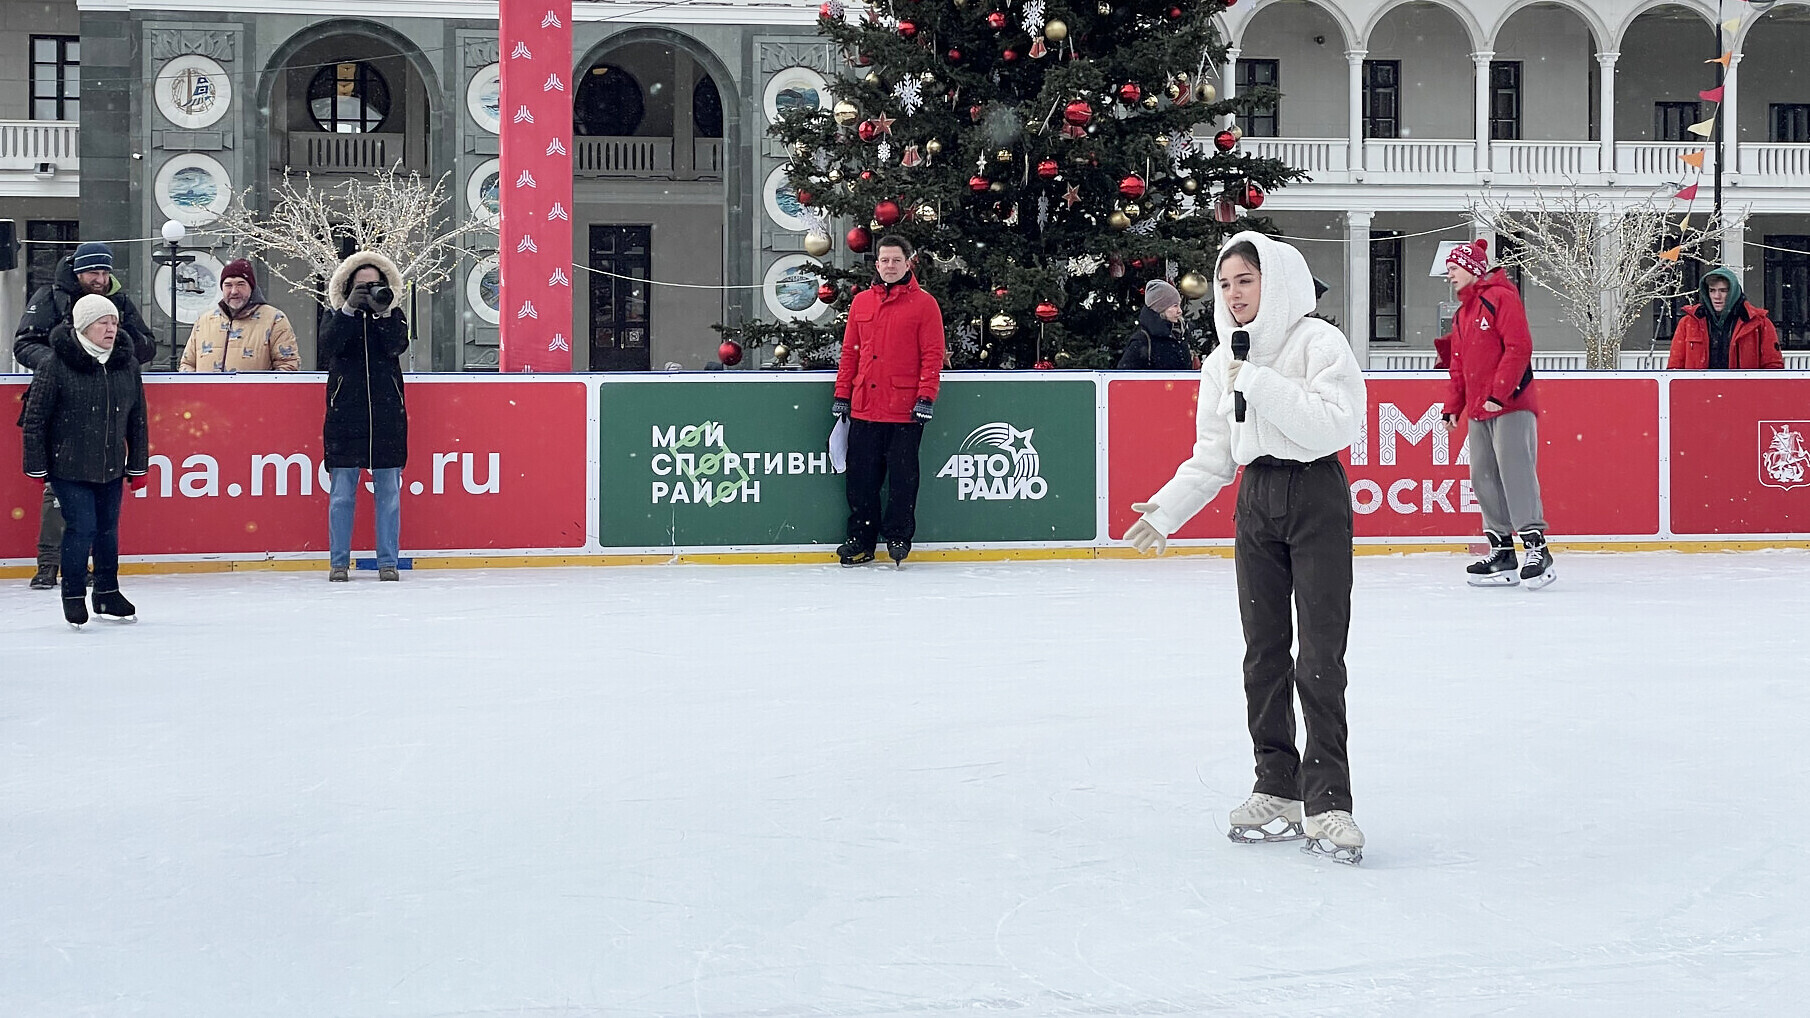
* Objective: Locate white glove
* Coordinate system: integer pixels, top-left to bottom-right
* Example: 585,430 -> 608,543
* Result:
1126,501 -> 1168,556
1225,359 -> 1243,389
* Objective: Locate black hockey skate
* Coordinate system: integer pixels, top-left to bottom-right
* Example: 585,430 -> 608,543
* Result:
1518,529 -> 1556,590
886,539 -> 910,567
1227,793 -> 1305,844
1465,530 -> 1519,587
836,539 -> 875,567
63,594 -> 89,629
92,589 -> 137,623
29,564 -> 58,590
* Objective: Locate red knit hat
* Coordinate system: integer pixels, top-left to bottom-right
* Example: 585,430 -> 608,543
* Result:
220,258 -> 256,288
1446,238 -> 1489,278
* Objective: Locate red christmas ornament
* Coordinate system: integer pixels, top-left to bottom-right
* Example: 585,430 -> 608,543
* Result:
1167,6 -> 1183,19
969,174 -> 990,193
874,199 -> 902,226
1243,183 -> 1267,209
1063,100 -> 1094,126
795,188 -> 814,206
969,104 -> 983,123
1214,130 -> 1238,152
718,340 -> 744,367
948,47 -> 963,63
1003,48 -> 1020,62
898,20 -> 917,39
818,2 -> 832,17
1034,358 -> 1055,370
846,225 -> 872,252
857,119 -> 880,142
860,170 -> 875,181
1117,83 -> 1141,104
1034,301 -> 1059,322
1118,174 -> 1146,198
817,283 -> 837,303
993,285 -> 1011,299
1214,199 -> 1239,223
987,11 -> 1008,30
1036,158 -> 1059,179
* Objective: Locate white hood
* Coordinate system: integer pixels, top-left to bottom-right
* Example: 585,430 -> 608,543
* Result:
1212,230 -> 1319,362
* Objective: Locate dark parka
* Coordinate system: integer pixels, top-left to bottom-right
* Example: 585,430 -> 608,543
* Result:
21,323 -> 150,484
321,251 -> 409,470
1116,307 -> 1194,370
13,256 -> 157,372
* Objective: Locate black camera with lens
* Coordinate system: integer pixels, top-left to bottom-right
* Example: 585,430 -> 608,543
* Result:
351,279 -> 394,312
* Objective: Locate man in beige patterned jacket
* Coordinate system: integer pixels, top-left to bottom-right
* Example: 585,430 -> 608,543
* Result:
179,259 -> 300,372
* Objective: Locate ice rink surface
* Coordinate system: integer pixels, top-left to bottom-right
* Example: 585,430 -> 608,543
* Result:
4,551 -> 1807,1017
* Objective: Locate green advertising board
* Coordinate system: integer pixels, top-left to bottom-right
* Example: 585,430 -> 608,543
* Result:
598,376 -> 1097,548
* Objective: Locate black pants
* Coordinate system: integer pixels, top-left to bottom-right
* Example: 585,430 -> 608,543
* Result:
1234,456 -> 1355,816
844,418 -> 924,549
50,478 -> 124,599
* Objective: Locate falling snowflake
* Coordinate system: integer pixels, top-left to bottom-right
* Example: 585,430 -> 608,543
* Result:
1022,0 -> 1046,35
1067,254 -> 1105,276
877,140 -> 892,163
893,76 -> 924,117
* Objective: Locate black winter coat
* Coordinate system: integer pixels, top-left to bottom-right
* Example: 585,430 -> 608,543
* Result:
21,323 -> 149,484
1117,307 -> 1195,370
13,256 -> 158,372
321,307 -> 410,470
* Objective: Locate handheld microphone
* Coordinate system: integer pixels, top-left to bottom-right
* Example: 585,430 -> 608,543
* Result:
1230,329 -> 1250,423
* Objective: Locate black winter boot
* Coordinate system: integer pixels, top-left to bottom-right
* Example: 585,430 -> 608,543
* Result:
93,588 -> 138,622
1466,531 -> 1520,587
63,595 -> 89,628
1518,529 -> 1556,589
836,538 -> 875,566
29,564 -> 58,590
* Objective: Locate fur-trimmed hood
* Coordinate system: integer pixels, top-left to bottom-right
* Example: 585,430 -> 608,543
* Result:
327,250 -> 404,314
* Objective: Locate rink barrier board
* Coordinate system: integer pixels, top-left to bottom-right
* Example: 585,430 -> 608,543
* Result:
4,371 -> 1809,570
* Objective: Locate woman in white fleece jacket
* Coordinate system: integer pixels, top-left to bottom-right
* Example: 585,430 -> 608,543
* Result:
1126,231 -> 1370,864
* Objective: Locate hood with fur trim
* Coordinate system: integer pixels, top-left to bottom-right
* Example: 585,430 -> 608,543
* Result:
1211,230 -> 1319,362
327,250 -> 404,314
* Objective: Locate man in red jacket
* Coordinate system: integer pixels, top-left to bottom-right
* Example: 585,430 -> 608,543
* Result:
831,235 -> 946,566
1437,238 -> 1555,589
1666,268 -> 1784,370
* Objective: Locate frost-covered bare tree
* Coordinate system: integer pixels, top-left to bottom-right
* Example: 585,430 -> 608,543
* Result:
1468,186 -> 1719,368
209,163 -> 494,306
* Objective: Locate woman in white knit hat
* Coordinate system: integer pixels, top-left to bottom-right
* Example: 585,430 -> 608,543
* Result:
19,292 -> 150,628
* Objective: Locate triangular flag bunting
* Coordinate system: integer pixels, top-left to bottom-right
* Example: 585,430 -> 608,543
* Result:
1674,183 -> 1700,201
1706,50 -> 1732,67
1679,214 -> 1692,232
1722,17 -> 1743,33
1698,85 -> 1724,103
1679,150 -> 1706,169
1658,247 -> 1683,262
1686,117 -> 1716,138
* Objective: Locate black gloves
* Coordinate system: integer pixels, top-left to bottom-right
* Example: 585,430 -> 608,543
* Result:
912,398 -> 934,423
831,397 -> 851,418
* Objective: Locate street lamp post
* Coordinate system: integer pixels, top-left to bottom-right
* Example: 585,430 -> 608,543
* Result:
149,219 -> 194,371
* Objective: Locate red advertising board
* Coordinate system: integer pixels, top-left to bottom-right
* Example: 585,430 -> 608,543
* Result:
498,0 -> 575,371
1106,376 -> 1661,540
1670,376 -> 1810,535
2,378 -> 588,558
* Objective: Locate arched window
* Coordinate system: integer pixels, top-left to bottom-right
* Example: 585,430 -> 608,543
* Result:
574,64 -> 644,136
308,61 -> 390,134
693,74 -> 723,138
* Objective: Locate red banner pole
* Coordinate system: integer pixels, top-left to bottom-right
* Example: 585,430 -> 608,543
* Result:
498,2 -> 575,372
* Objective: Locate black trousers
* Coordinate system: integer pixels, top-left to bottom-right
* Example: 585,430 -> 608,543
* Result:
50,478 -> 124,599
1234,456 -> 1355,816
844,418 -> 924,549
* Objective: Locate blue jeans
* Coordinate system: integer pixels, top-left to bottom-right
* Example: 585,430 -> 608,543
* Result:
328,467 -> 401,570
49,478 -> 123,597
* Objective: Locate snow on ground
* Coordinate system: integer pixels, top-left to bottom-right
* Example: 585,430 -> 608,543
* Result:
3,551 -> 1807,1017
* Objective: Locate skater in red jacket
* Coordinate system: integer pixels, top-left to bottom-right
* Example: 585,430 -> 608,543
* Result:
1666,268 -> 1783,370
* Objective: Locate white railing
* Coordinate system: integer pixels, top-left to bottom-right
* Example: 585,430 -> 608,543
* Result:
0,119 -> 79,170
1738,143 -> 1810,179
1489,141 -> 1601,179
693,138 -> 723,175
1368,349 -> 1810,370
1237,137 -> 1349,179
287,132 -> 406,173
1614,142 -> 1698,179
575,137 -> 674,175
1363,139 -> 1476,177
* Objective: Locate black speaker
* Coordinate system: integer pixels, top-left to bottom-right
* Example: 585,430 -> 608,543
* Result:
0,220 -> 16,272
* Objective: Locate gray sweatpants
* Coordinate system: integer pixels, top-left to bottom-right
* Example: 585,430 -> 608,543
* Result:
38,483 -> 65,569
1467,410 -> 1546,536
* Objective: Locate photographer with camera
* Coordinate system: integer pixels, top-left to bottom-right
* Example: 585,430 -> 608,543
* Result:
320,251 -> 409,582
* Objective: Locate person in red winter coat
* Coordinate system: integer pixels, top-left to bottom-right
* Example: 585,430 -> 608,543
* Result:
1666,267 -> 1784,370
1436,238 -> 1555,589
831,235 -> 946,566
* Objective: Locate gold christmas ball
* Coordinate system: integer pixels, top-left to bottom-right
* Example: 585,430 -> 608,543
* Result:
919,71 -> 936,83
1123,202 -> 1141,218
1044,19 -> 1069,42
1176,72 -> 1190,83
1231,125 -> 1245,140
1196,81 -> 1217,104
1108,211 -> 1131,231
925,138 -> 943,155
1054,350 -> 1072,366
1167,82 -> 1183,101
994,148 -> 1013,163
1155,134 -> 1172,149
915,203 -> 938,224
803,231 -> 833,257
864,71 -> 880,86
1181,176 -> 1200,193
1143,95 -> 1160,111
772,343 -> 791,364
988,313 -> 1019,338
988,180 -> 1005,192
827,167 -> 842,181
833,100 -> 859,126
1178,272 -> 1210,300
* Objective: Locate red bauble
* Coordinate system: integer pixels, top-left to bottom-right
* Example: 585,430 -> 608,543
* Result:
796,188 -> 815,207
1118,83 -> 1141,104
857,119 -> 880,142
1214,130 -> 1238,152
860,170 -> 875,181
969,175 -> 990,193
948,47 -> 963,63
1036,159 -> 1059,179
846,225 -> 872,252
1034,301 -> 1059,322
874,199 -> 902,226
969,104 -> 983,123
1063,100 -> 1093,126
818,2 -> 832,17
816,283 -> 837,303
1243,184 -> 1267,209
1003,48 -> 1020,62
898,20 -> 917,39
1168,6 -> 1184,19
1118,174 -> 1146,198
718,340 -> 744,367
987,11 -> 1008,30
992,285 -> 1011,298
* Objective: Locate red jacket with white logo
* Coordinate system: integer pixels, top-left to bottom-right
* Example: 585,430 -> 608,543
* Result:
835,275 -> 946,423
1440,268 -> 1538,421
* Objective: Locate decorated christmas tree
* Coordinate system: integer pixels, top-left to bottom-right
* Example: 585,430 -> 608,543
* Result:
727,0 -> 1303,369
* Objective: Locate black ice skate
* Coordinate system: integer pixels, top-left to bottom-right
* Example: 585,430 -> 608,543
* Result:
63,594 -> 89,629
1518,529 -> 1556,590
1465,530 -> 1519,587
836,539 -> 875,567
886,539 -> 910,567
1227,793 -> 1305,844
1301,810 -> 1364,865
29,564 -> 58,590
92,589 -> 137,623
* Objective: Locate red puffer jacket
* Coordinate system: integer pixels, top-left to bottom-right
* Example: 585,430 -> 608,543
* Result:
835,275 -> 946,423
1666,301 -> 1784,369
1440,269 -> 1538,421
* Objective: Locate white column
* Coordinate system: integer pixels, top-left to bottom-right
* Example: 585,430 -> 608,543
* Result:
1722,211 -> 1748,282
1222,46 -> 1241,131
1722,52 -> 1742,180
1596,212 -> 1620,365
673,50 -> 696,179
1473,50 -> 1494,174
1346,50 -> 1366,178
1346,210 -> 1374,365
1596,51 -> 1618,176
